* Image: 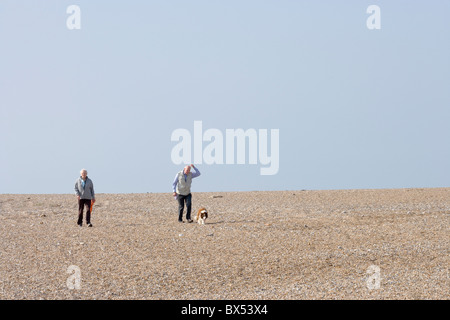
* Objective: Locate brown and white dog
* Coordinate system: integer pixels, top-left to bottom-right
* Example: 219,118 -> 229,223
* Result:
196,207 -> 208,225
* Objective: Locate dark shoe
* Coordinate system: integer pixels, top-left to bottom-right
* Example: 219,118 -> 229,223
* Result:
87,223 -> 93,227
178,220 -> 184,223
77,223 -> 82,227
187,219 -> 193,223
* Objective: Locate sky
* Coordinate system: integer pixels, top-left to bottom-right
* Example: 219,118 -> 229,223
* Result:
0,0 -> 449,194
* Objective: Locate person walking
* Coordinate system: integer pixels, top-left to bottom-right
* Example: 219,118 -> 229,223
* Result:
172,164 -> 201,223
74,169 -> 95,227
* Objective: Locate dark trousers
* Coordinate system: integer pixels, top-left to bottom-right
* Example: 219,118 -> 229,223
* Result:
178,193 -> 192,221
78,199 -> 91,225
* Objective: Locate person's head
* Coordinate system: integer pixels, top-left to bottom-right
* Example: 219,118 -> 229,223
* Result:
80,169 -> 88,179
183,165 -> 191,175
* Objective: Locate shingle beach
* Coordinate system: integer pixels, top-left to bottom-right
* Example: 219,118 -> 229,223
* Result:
0,188 -> 448,299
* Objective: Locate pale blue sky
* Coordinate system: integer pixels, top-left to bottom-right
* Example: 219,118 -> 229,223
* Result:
1,1 -> 449,194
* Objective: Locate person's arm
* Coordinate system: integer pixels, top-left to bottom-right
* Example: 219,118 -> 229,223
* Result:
90,180 -> 95,202
172,173 -> 179,194
74,179 -> 81,198
191,165 -> 201,178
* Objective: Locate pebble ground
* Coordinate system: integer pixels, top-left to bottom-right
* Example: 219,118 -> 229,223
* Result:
0,188 -> 448,299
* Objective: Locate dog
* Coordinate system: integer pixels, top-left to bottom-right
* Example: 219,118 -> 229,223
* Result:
196,207 -> 208,225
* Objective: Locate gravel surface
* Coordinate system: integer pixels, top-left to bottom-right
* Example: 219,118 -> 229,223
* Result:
0,188 -> 449,300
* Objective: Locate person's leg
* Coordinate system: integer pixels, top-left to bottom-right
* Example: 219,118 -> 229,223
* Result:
85,199 -> 92,225
178,195 -> 185,221
186,193 -> 192,221
77,199 -> 84,225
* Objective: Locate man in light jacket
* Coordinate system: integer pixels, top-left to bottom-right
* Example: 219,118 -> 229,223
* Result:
172,164 -> 201,223
74,169 -> 95,227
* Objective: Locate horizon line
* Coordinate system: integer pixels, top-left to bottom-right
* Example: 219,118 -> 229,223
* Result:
1,186 -> 449,196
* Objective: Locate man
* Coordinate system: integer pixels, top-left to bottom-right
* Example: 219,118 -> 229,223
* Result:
74,169 -> 95,227
172,164 -> 201,223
